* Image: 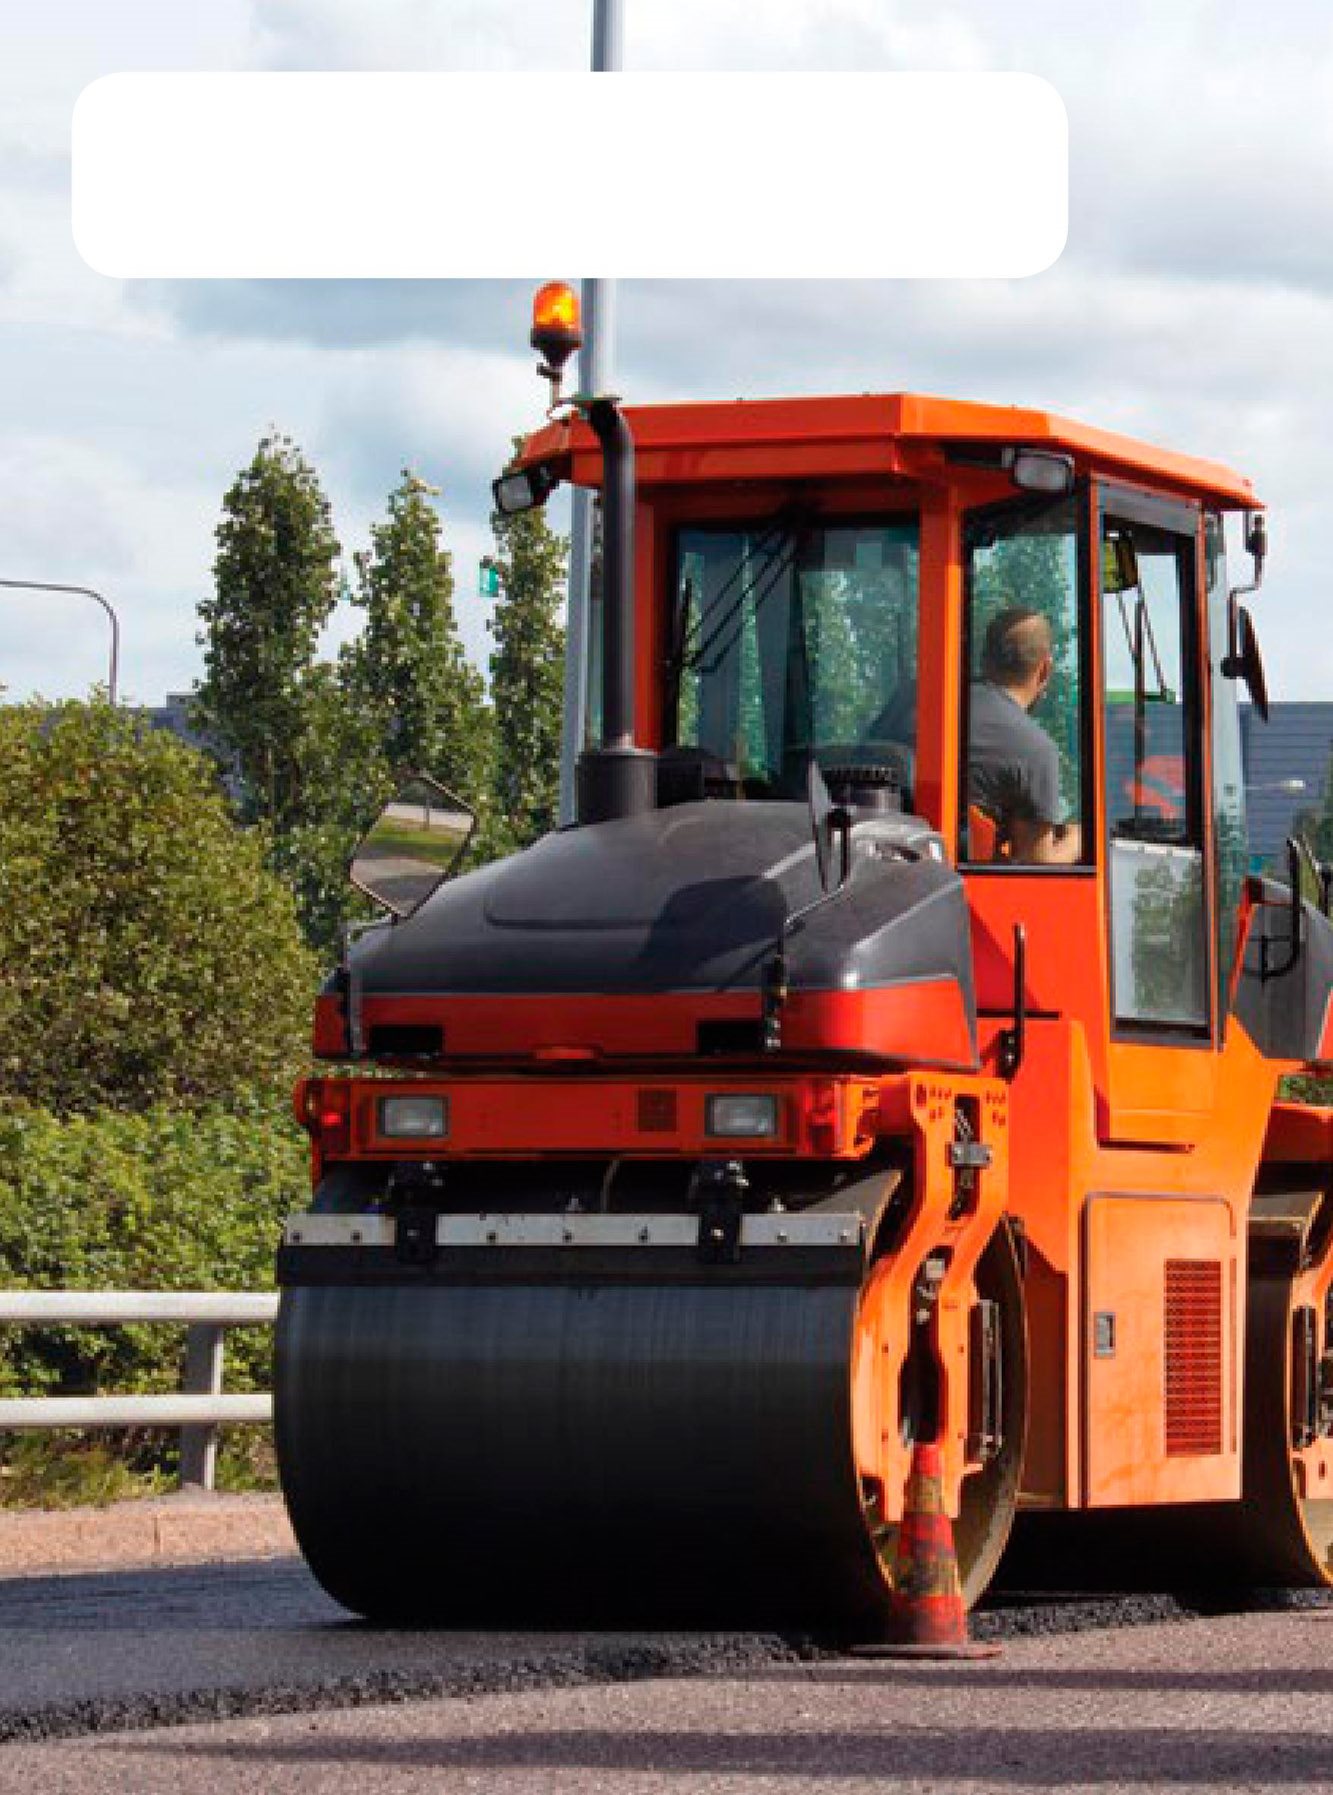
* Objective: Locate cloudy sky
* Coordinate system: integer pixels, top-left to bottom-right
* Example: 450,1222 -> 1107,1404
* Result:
3,0 -> 1332,705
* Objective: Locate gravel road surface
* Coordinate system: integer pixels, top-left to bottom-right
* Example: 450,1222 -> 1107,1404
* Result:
2,1605 -> 1331,1793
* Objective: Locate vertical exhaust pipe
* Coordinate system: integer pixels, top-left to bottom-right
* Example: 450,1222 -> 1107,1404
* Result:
589,400 -> 635,750
575,398 -> 657,825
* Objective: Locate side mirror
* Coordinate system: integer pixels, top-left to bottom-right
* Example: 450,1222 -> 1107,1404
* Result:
1222,599 -> 1269,722
808,760 -> 851,895
1244,509 -> 1267,578
1291,835 -> 1333,921
350,775 -> 477,919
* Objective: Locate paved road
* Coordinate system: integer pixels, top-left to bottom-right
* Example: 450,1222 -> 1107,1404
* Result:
0,1558 -> 795,1741
0,1552 -> 1272,1743
2,1605 -> 1332,1793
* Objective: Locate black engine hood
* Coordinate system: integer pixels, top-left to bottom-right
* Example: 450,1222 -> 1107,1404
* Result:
353,801 -> 973,1010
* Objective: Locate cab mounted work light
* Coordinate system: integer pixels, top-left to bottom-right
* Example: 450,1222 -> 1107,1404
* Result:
1006,448 -> 1075,495
492,459 -> 560,516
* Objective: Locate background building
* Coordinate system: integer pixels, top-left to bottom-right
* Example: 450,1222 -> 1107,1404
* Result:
1241,703 -> 1333,866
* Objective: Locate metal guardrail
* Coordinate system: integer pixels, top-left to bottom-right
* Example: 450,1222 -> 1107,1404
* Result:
0,1292 -> 279,1490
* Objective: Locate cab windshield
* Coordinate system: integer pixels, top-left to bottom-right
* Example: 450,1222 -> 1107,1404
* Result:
671,517 -> 920,800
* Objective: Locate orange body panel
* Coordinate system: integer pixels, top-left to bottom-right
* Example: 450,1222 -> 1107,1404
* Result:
521,393 -> 1256,510
1081,1193 -> 1239,1505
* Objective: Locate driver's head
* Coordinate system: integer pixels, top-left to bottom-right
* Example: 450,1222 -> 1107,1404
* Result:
981,608 -> 1054,707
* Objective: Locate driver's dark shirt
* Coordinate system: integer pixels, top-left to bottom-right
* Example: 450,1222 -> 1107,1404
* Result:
967,681 -> 1062,829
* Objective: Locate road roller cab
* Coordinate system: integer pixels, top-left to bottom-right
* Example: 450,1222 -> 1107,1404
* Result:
276,284 -> 1333,1629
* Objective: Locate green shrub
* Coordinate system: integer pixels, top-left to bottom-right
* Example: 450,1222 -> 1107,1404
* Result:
0,700 -> 320,1499
0,1426 -> 276,1508
0,1097 -> 307,1401
0,1434 -> 170,1508
0,699 -> 315,1114
1283,1075 -> 1333,1105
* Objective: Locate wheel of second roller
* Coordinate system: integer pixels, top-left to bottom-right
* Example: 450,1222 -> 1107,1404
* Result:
1165,1189 -> 1333,1593
275,1277 -> 896,1630
1224,1259 -> 1333,1588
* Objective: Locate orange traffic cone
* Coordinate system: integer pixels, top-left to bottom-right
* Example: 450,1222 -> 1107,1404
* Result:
856,1441 -> 1000,1660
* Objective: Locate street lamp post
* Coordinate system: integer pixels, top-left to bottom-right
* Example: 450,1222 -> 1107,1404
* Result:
0,578 -> 121,704
558,0 -> 623,825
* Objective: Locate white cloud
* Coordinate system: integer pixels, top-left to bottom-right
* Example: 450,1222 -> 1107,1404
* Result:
3,0 -> 1333,707
248,0 -> 581,72
247,0 -> 989,73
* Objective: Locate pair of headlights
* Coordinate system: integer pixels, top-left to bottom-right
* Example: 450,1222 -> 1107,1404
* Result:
376,1092 -> 781,1141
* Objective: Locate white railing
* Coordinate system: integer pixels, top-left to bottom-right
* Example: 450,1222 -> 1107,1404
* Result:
0,1292 -> 279,1490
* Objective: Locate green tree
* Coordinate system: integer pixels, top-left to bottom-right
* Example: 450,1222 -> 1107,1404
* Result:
488,488 -> 568,848
195,433 -> 341,830
271,657 -> 392,958
348,471 -> 491,807
0,700 -> 314,1113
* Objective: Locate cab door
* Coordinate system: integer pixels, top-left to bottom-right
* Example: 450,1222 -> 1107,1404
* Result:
1096,485 -> 1218,1139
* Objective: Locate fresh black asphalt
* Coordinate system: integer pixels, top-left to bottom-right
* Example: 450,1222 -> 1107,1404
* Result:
0,1558 -> 1327,1745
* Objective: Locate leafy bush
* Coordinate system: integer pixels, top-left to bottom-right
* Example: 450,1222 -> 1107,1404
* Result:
0,1098 -> 307,1400
0,1434 -> 170,1509
1285,1074 -> 1333,1105
0,699 -> 315,1113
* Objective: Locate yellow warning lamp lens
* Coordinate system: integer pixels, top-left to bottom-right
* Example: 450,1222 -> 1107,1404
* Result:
530,281 -> 583,371
533,281 -> 580,335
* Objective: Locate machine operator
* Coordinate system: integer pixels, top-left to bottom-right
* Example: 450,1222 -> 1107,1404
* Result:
861,606 -> 1081,866
968,608 -> 1081,865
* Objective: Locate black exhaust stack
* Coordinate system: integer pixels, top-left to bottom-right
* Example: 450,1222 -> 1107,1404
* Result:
575,399 -> 657,825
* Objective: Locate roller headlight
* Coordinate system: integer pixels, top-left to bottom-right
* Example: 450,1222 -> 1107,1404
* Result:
705,1093 -> 779,1139
378,1095 -> 449,1139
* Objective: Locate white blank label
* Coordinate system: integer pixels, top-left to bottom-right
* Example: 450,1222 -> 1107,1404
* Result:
72,72 -> 1068,280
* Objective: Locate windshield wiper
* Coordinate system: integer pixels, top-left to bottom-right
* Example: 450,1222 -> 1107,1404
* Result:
689,537 -> 799,676
668,506 -> 807,688
664,509 -> 799,729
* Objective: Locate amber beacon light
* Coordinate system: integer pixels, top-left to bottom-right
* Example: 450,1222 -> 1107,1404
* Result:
530,281 -> 583,376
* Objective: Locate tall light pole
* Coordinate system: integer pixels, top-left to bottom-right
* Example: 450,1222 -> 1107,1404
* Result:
0,577 -> 120,704
558,0 -> 623,824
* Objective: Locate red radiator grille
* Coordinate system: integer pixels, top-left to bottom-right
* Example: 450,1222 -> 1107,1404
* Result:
1164,1259 -> 1223,1456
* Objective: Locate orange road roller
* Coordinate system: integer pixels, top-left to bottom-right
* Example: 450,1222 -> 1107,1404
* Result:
275,285 -> 1333,1629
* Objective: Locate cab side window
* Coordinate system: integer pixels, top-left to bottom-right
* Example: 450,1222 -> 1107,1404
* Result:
962,495 -> 1085,866
1101,507 -> 1209,1030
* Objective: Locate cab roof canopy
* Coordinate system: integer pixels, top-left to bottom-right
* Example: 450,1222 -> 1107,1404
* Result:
521,391 -> 1257,511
